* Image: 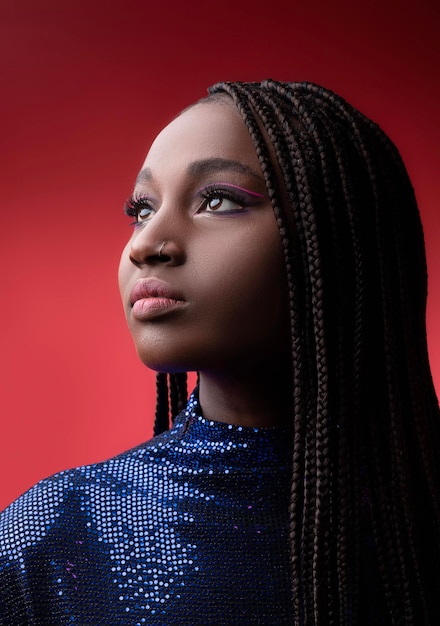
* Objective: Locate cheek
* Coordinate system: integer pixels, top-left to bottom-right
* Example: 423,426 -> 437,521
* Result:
118,243 -> 132,301
193,224 -> 288,343
212,223 -> 284,299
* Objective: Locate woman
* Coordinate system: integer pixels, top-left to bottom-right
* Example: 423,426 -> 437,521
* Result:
1,80 -> 439,625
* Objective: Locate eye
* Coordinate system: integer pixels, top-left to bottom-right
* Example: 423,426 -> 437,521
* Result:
199,189 -> 246,215
137,206 -> 153,221
204,194 -> 241,213
197,183 -> 266,216
124,196 -> 155,226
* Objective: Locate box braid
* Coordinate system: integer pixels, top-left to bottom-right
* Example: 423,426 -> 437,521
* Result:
152,80 -> 440,624
153,372 -> 187,436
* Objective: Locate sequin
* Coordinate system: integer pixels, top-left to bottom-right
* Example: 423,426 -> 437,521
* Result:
0,390 -> 294,624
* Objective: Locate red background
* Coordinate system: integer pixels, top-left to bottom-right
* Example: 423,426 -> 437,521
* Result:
1,0 -> 439,510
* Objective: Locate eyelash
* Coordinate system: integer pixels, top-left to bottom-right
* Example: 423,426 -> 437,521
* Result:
124,185 -> 255,226
124,196 -> 154,227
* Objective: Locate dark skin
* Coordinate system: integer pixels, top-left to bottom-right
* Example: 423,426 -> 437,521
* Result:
118,102 -> 292,427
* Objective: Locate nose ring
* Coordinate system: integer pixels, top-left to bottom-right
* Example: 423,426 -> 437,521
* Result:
158,241 -> 167,259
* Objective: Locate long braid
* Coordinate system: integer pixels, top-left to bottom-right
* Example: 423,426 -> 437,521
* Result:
154,372 -> 188,437
368,135 -> 413,618
307,110 -> 359,623
168,373 -> 179,419
248,84 -> 323,623
314,85 -> 430,622
256,83 -> 340,623
371,126 -> 440,540
351,108 -> 427,619
324,93 -> 416,619
372,126 -> 438,620
206,80 -> 440,624
258,84 -> 364,623
336,104 -> 405,617
214,82 -> 314,623
154,372 -> 170,436
169,372 -> 188,418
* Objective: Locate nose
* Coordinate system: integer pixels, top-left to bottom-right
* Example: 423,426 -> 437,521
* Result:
128,215 -> 186,268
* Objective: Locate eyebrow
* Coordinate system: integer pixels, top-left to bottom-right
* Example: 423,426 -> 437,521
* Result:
135,158 -> 265,187
188,158 -> 264,181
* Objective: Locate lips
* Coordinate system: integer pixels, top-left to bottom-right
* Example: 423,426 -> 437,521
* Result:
129,278 -> 186,320
130,278 -> 185,305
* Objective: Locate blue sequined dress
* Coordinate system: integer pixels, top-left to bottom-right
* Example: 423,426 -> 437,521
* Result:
0,391 -> 294,625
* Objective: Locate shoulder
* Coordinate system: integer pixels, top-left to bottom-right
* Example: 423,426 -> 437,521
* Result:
0,416 -> 190,622
0,422 -> 185,558
1,466 -> 82,557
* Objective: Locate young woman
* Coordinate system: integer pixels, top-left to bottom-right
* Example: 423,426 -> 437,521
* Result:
1,80 -> 439,625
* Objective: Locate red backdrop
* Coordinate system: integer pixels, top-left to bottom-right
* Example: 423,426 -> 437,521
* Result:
1,0 -> 439,510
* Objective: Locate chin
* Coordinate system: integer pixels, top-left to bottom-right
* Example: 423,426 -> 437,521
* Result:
134,346 -> 196,374
130,325 -> 212,374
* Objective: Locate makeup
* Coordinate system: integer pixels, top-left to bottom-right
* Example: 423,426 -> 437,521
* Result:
196,182 -> 265,199
129,278 -> 187,321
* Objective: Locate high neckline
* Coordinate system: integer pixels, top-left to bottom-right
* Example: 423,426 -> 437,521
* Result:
177,388 -> 295,437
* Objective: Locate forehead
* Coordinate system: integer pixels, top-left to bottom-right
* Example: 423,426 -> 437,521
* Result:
141,102 -> 261,173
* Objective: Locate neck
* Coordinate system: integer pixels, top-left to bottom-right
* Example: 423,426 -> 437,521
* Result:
197,362 -> 293,428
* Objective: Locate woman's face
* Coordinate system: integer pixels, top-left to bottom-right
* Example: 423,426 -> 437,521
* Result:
118,101 -> 289,374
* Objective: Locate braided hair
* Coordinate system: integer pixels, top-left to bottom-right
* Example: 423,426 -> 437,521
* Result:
152,81 -> 440,625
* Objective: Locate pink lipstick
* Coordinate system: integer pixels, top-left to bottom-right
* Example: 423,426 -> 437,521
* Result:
129,278 -> 186,320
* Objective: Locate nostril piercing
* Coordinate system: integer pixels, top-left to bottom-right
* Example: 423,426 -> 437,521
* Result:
158,241 -> 167,259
